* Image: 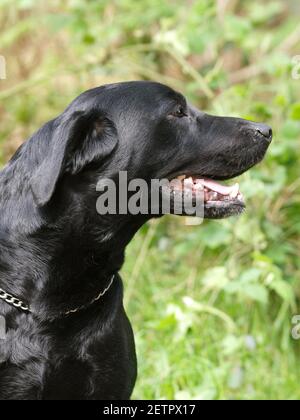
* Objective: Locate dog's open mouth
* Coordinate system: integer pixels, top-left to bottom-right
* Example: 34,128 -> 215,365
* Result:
167,175 -> 245,219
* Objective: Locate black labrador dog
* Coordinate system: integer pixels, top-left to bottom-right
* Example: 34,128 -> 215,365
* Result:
0,81 -> 272,400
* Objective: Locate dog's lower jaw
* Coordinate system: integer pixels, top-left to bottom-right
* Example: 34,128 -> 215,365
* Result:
204,200 -> 245,219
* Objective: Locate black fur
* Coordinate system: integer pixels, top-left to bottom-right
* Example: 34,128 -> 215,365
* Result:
0,81 -> 272,400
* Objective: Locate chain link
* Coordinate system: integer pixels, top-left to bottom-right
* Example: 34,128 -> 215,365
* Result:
64,275 -> 115,316
0,288 -> 30,312
0,275 -> 115,317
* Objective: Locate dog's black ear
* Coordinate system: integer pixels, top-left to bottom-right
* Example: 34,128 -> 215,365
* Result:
30,109 -> 118,207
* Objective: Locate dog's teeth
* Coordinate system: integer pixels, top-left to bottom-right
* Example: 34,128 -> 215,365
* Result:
184,178 -> 194,190
230,183 -> 240,199
207,192 -> 218,201
194,183 -> 204,191
177,175 -> 186,181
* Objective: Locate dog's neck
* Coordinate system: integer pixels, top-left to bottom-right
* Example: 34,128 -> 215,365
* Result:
0,160 -> 149,319
0,206 -> 146,320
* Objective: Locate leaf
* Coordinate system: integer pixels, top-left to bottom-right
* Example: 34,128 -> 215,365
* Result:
281,120 -> 300,139
241,284 -> 269,304
224,15 -> 252,42
239,268 -> 262,283
267,279 -> 295,305
202,267 -> 230,290
225,282 -> 269,305
290,103 -> 300,121
248,1 -> 284,25
199,223 -> 232,249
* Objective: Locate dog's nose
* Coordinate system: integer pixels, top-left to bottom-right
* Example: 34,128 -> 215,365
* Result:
255,123 -> 273,143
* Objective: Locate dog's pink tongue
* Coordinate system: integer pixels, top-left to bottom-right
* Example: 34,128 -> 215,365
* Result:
202,179 -> 239,197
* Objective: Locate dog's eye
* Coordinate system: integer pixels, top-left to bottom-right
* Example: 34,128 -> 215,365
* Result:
172,106 -> 187,118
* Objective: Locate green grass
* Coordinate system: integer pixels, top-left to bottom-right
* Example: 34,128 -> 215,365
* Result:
1,0 -> 300,400
122,220 -> 300,400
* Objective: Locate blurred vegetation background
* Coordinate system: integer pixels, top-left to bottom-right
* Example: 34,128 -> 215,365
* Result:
0,0 -> 300,400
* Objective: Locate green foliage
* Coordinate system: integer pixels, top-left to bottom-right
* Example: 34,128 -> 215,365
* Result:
0,0 -> 300,400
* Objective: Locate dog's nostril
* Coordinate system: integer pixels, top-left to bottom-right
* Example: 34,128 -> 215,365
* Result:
258,128 -> 272,138
256,124 -> 273,142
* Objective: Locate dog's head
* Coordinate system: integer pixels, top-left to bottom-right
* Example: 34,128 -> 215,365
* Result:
28,81 -> 272,221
